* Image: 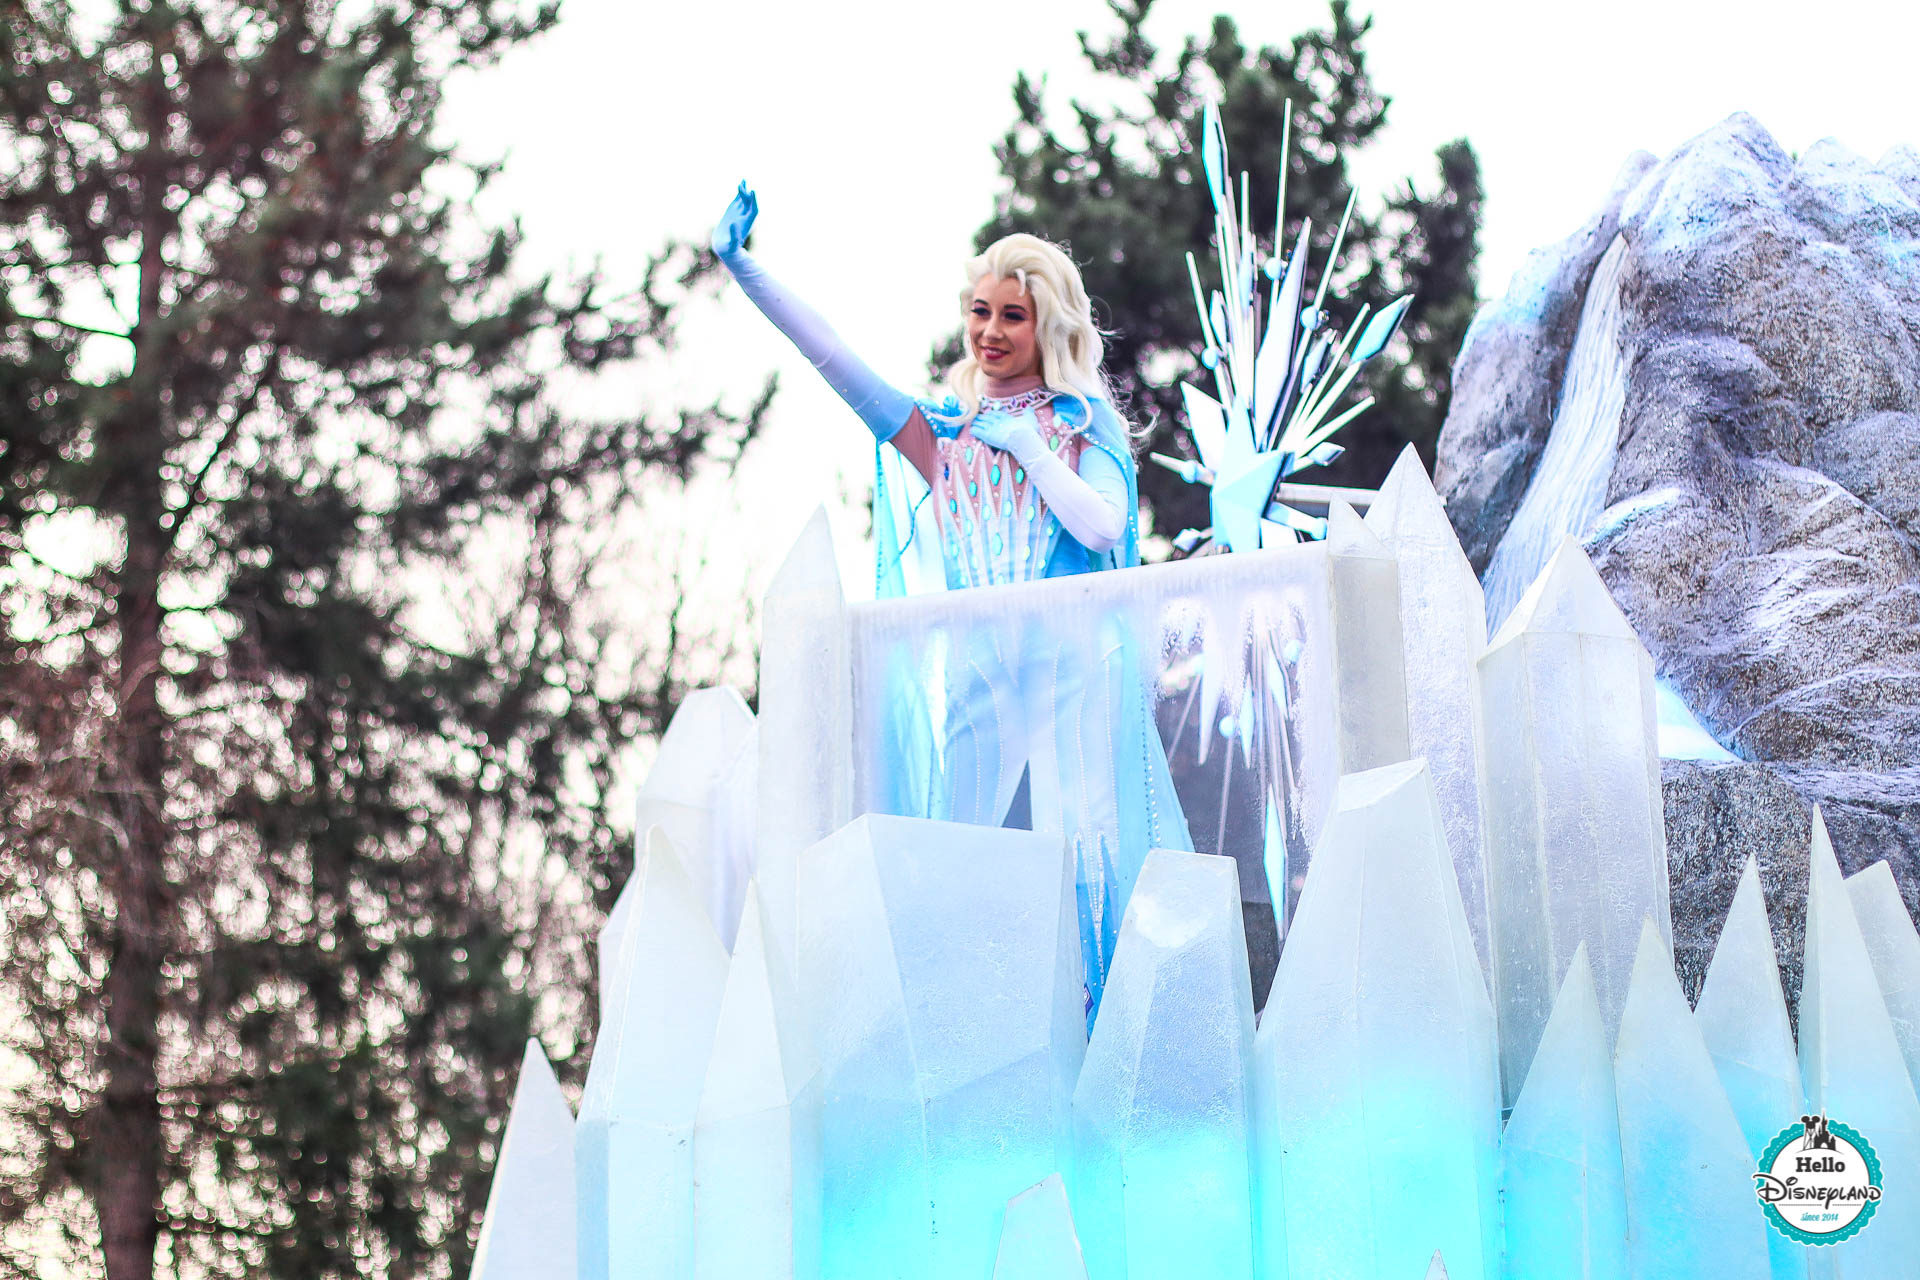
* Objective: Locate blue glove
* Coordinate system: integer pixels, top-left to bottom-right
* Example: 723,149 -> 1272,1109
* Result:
711,182 -> 757,260
710,184 -> 914,443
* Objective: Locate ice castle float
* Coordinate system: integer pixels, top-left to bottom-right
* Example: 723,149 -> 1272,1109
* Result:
465,444 -> 1920,1280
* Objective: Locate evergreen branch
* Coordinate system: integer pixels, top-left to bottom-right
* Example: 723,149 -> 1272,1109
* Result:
166,346 -> 286,545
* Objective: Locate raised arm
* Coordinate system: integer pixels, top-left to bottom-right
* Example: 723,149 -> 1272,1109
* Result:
969,402 -> 1129,554
712,184 -> 929,469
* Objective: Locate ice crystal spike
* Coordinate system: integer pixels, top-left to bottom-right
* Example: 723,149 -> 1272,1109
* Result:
799,815 -> 1083,1280
1423,1252 -> 1449,1280
1073,849 -> 1255,1280
1847,860 -> 1920,1096
1324,500 -> 1412,775
1210,449 -> 1291,555
1477,537 -> 1670,1106
470,1040 -> 576,1280
1256,761 -> 1499,1280
1695,856 -> 1803,1160
1799,810 -> 1920,1271
576,831 -> 729,1280
693,883 -> 821,1280
1365,446 -> 1490,974
990,1175 -> 1089,1280
636,685 -> 757,950
1614,918 -> 1769,1280
1352,293 -> 1413,363
757,506 -> 853,968
1500,947 -> 1630,1280
1692,858 -> 1807,1280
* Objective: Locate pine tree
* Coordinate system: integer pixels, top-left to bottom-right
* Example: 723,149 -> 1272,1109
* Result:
0,3 -> 767,1277
956,0 -> 1483,540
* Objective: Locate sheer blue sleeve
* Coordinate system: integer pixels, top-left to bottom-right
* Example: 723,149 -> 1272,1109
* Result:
717,246 -> 917,443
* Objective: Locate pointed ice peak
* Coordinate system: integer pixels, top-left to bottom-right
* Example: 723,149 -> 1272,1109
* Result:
766,505 -> 844,602
1500,943 -> 1631,1280
1366,445 -> 1440,539
1489,536 -> 1638,648
1359,445 -> 1474,564
599,867 -> 639,1006
1332,755 -> 1430,814
1325,498 -> 1390,560
698,881 -> 817,1126
1547,944 -> 1603,1051
1614,916 -> 1771,1278
1507,943 -> 1615,1136
1619,915 -> 1684,1030
1424,1250 -> 1449,1279
1801,805 -> 1917,1107
1846,859 -> 1920,1090
1694,855 -> 1801,1165
639,686 -> 754,805
600,828 -> 702,1009
589,828 -> 726,1104
1695,856 -> 1796,1072
471,1038 -> 576,1280
511,1039 -> 569,1126
991,1174 -> 1089,1280
1796,808 -> 1920,1267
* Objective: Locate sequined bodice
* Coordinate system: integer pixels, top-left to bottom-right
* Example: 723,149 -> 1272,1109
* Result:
932,398 -> 1083,589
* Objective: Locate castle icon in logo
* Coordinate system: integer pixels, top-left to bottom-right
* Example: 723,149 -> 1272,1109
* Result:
1800,1114 -> 1836,1152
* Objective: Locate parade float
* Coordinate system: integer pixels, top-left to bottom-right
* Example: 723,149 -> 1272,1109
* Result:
464,111 -> 1920,1280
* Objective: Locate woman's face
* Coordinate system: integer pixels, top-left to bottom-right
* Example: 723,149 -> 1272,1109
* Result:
968,275 -> 1041,381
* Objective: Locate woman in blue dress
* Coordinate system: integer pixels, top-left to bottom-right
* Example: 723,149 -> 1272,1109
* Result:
712,184 -> 1190,1012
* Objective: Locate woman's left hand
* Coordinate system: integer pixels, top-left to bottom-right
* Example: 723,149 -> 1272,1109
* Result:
969,414 -> 1046,462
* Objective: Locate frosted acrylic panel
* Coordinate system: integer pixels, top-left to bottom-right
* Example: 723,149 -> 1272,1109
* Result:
1477,540 -> 1670,1106
847,542 -> 1338,951
799,815 -> 1082,1280
1072,849 -> 1254,1280
471,1040 -> 576,1280
1499,950 -> 1629,1280
1366,447 -> 1491,974
1257,761 -> 1500,1280
1614,921 -> 1769,1280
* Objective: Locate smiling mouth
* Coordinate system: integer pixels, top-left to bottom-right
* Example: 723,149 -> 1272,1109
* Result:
979,345 -> 1010,362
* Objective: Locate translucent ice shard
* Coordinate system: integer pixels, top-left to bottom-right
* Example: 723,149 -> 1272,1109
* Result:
1073,849 -> 1254,1280
990,1174 -> 1089,1280
799,815 -> 1083,1280
1365,445 -> 1491,973
1614,918 -> 1769,1280
1476,537 -> 1671,1105
1694,857 -> 1806,1280
759,507 -> 854,967
635,685 -> 758,949
1256,761 -> 1499,1280
576,831 -> 729,1280
1846,860 -> 1920,1096
693,883 -> 821,1280
1500,947 -> 1629,1280
1325,500 -> 1412,775
470,1040 -> 576,1280
1696,856 -> 1803,1158
1424,1252 -> 1449,1280
1798,810 -> 1920,1271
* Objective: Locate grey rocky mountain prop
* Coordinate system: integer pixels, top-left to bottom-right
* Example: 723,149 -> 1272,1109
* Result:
1435,112 -> 1920,1001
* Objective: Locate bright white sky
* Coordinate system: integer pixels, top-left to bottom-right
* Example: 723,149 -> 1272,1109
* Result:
441,0 -> 1920,607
